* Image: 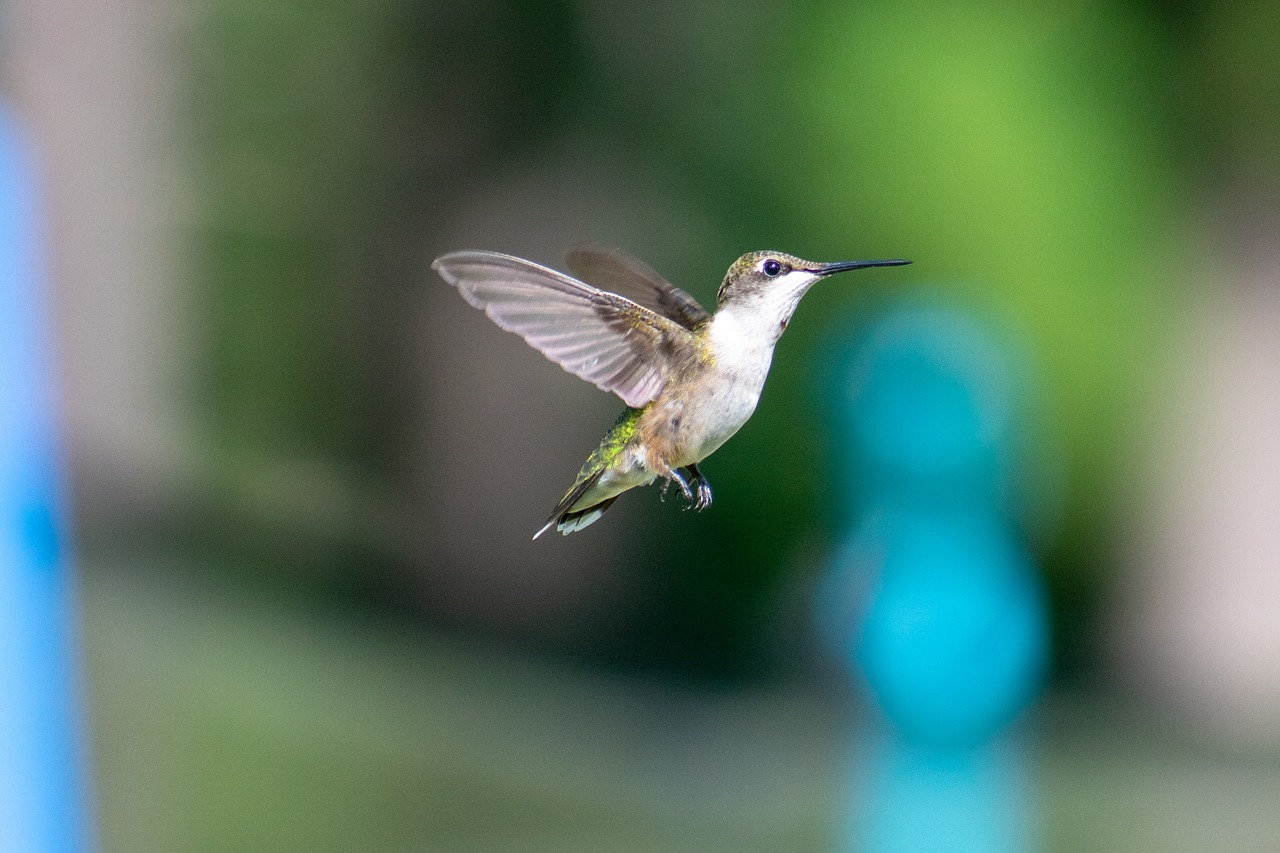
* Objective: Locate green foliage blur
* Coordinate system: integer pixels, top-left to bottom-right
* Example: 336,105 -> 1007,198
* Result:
185,0 -> 1270,676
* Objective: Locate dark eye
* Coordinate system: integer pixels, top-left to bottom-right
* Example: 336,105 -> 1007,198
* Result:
762,259 -> 782,277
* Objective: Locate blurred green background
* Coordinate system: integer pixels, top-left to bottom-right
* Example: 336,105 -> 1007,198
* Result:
190,0 -> 1185,668
10,0 -> 1280,848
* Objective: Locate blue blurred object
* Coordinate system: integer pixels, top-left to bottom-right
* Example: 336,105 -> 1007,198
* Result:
0,101 -> 93,850
839,729 -> 1035,853
815,299 -> 1050,746
825,507 -> 1047,745
816,299 -> 1050,849
821,302 -> 1041,526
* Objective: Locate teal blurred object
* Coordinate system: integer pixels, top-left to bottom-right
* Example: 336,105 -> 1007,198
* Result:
0,102 -> 93,850
816,300 -> 1049,850
832,508 -> 1047,745
826,304 -> 1035,524
840,730 -> 1034,853
816,301 -> 1050,745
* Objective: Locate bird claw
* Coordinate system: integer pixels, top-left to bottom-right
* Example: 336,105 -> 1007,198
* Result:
692,479 -> 713,511
660,466 -> 713,512
678,465 -> 713,512
669,469 -> 696,507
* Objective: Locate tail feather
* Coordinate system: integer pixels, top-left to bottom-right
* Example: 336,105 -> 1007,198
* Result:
533,407 -> 643,539
542,494 -> 616,535
533,468 -> 612,539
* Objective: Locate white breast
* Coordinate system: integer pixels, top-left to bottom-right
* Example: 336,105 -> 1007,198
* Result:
708,303 -> 782,377
666,307 -> 781,464
668,271 -> 818,466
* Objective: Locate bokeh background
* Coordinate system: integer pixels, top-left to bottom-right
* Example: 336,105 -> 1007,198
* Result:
5,0 -> 1280,849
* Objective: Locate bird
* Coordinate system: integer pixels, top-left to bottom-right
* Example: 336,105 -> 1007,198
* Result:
432,246 -> 910,537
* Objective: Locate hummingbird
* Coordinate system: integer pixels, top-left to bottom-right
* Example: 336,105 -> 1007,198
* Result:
432,247 -> 910,538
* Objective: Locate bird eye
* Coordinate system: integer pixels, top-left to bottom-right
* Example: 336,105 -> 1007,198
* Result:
762,259 -> 782,277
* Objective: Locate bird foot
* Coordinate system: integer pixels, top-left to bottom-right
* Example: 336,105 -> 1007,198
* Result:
680,464 -> 713,512
692,478 -> 712,511
659,466 -> 713,511
668,468 -> 696,507
659,476 -> 687,504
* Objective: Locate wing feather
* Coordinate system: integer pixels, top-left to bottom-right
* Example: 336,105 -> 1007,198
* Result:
564,246 -> 712,331
433,251 -> 695,407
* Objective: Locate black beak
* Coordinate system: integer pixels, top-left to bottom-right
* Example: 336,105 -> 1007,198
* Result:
812,258 -> 912,276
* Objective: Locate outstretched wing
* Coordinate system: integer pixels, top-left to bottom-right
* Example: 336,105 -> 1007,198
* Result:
564,246 -> 712,331
433,251 -> 695,408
